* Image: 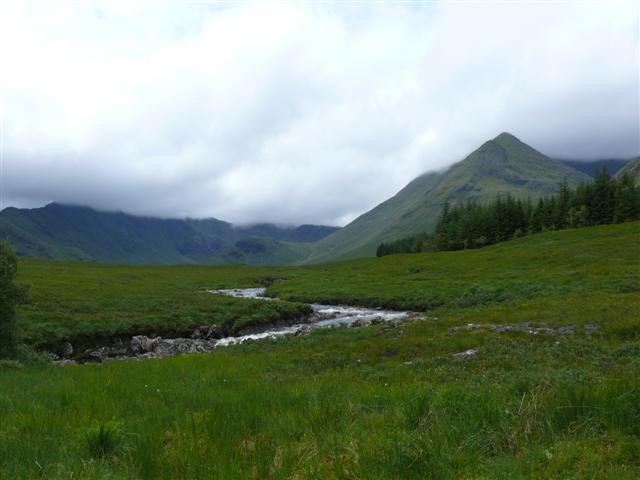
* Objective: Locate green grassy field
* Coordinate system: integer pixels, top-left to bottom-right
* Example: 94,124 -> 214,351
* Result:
14,260 -> 309,352
2,222 -> 639,478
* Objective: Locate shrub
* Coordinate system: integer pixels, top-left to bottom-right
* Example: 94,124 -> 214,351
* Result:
0,241 -> 29,359
86,420 -> 125,459
0,359 -> 23,370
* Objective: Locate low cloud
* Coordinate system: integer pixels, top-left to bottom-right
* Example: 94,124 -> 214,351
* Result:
1,1 -> 638,225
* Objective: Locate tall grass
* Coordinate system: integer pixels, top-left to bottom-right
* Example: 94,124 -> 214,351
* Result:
1,222 -> 638,478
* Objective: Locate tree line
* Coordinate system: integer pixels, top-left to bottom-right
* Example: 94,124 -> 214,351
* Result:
376,169 -> 640,257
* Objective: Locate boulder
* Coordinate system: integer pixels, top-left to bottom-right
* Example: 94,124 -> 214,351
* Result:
131,335 -> 160,354
149,338 -> 214,358
89,346 -> 112,362
191,325 -> 223,340
60,342 -> 74,358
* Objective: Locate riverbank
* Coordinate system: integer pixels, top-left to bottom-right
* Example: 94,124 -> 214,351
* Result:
56,288 -> 414,363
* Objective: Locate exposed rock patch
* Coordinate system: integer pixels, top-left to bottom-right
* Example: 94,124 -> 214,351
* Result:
453,348 -> 478,358
448,322 -> 599,336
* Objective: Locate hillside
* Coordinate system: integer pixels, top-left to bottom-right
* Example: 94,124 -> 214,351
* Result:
615,156 -> 640,184
0,203 -> 338,265
303,133 -> 591,263
560,158 -> 628,177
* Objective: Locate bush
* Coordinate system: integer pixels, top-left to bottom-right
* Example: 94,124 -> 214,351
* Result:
0,359 -> 23,370
0,241 -> 29,359
86,420 -> 125,459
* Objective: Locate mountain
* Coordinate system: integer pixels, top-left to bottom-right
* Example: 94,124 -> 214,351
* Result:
0,203 -> 338,265
303,132 -> 592,263
615,157 -> 640,184
235,223 -> 340,243
559,159 -> 628,177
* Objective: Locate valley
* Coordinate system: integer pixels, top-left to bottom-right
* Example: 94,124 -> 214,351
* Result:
4,3 -> 637,478
2,222 -> 638,478
4,134 -> 635,267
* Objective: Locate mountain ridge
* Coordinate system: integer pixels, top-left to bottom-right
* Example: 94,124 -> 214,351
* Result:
3,133 -> 603,266
301,132 -> 592,263
0,202 -> 338,265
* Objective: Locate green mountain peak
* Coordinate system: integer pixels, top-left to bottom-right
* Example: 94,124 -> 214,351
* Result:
303,133 -> 592,263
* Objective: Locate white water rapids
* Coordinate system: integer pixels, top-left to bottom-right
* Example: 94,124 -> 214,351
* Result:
62,288 -> 413,363
208,288 -> 411,347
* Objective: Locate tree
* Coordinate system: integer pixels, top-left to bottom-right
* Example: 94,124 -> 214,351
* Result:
434,200 -> 451,250
613,172 -> 640,223
0,241 -> 28,359
590,168 -> 615,224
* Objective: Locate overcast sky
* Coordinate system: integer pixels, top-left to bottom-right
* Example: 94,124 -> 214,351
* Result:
1,1 -> 638,226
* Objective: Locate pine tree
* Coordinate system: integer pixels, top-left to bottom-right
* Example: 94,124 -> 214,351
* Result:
590,168 -> 615,224
435,200 -> 451,250
614,172 -> 640,222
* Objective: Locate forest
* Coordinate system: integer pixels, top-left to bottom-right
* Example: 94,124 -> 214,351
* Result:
377,169 -> 640,257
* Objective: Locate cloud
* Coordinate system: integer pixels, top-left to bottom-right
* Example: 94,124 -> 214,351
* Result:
1,1 -> 638,225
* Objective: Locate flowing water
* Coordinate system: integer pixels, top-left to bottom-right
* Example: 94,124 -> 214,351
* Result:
70,288 -> 412,363
209,287 -> 411,339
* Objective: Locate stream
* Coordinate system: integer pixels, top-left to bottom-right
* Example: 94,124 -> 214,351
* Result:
57,288 -> 412,363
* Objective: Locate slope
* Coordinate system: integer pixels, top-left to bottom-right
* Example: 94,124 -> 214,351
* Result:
303,132 -> 591,263
559,158 -> 628,177
615,156 -> 640,184
0,203 -> 337,265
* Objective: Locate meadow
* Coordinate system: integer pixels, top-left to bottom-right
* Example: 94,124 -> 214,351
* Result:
1,222 -> 639,478
14,260 -> 309,352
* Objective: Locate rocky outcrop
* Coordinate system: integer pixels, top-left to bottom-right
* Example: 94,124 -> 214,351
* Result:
191,325 -> 224,340
448,323 -> 599,336
453,348 -> 478,358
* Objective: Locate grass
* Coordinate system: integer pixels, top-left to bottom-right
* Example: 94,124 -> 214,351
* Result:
15,261 -> 310,351
268,221 -> 640,314
1,222 -> 639,478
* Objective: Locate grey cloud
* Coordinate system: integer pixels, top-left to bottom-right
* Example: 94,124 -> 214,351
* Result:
1,1 -> 638,226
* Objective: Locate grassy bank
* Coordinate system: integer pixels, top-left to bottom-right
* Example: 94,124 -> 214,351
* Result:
268,221 -> 640,313
2,301 -> 639,478
15,261 -> 309,351
16,222 -> 640,350
2,222 -> 638,478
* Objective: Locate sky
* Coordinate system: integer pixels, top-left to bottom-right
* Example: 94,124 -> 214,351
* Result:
1,1 -> 638,226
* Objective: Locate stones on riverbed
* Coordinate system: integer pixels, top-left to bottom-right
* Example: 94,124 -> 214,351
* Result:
70,288 -> 416,364
82,312 -> 411,362
131,336 -> 216,359
50,342 -> 75,361
89,346 -> 115,362
448,322 -> 600,336
60,342 -> 74,357
131,335 -> 160,354
208,288 -> 271,299
150,338 -> 215,358
53,359 -> 77,366
294,325 -> 311,336
191,324 -> 224,340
